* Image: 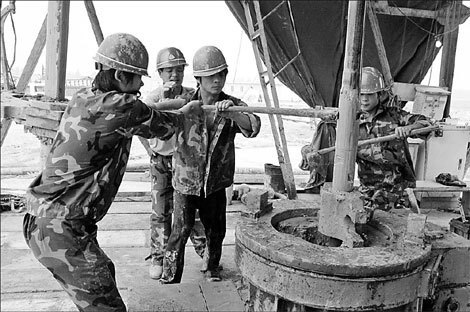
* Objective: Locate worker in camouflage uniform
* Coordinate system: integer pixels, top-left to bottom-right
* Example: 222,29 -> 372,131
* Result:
141,47 -> 206,280
357,67 -> 431,213
160,46 -> 261,283
22,33 -> 202,312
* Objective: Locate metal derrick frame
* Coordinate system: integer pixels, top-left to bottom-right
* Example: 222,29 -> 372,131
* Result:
238,0 -> 468,194
1,1 -> 102,147
0,0 -> 468,187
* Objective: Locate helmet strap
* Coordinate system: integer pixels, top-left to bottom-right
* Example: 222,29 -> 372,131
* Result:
114,70 -> 123,83
95,62 -> 112,72
378,91 -> 387,102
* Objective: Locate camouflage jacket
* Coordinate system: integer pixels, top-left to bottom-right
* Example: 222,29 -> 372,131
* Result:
357,105 -> 431,188
25,88 -> 184,221
172,89 -> 261,196
144,85 -> 195,156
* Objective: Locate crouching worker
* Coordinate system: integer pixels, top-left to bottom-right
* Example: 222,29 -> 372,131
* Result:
22,33 -> 202,312
357,67 -> 431,213
160,46 -> 261,284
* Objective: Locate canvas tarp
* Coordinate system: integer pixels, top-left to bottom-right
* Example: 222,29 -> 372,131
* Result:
225,1 -> 455,108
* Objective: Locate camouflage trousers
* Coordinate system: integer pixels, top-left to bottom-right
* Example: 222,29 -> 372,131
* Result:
358,181 -> 412,212
161,189 -> 226,283
23,213 -> 126,312
149,153 -> 206,264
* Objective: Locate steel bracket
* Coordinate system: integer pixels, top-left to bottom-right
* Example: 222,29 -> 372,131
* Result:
418,254 -> 443,299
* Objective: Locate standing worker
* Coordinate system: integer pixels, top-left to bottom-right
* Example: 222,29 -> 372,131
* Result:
357,66 -> 431,213
143,47 -> 206,280
160,46 -> 261,283
22,33 -> 202,311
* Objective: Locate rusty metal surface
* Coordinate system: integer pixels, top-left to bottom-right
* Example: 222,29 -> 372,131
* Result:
429,231 -> 470,287
235,200 -> 470,310
236,200 -> 432,277
235,243 -> 424,311
429,286 -> 470,312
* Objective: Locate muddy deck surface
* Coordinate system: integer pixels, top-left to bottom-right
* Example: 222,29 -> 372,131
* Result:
1,175 -> 461,311
1,176 -> 253,312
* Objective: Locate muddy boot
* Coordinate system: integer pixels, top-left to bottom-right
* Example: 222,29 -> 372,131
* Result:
200,256 -> 223,272
204,269 -> 221,282
149,257 -> 163,280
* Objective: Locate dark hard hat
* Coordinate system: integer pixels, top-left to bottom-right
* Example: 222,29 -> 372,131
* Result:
93,33 -> 149,76
361,67 -> 386,94
157,47 -> 188,69
193,46 -> 228,77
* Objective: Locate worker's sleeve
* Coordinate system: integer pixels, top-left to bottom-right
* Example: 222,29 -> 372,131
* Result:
124,99 -> 183,140
143,89 -> 163,105
232,98 -> 261,138
399,109 -> 432,139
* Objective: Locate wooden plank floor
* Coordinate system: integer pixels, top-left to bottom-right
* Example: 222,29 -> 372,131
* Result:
1,198 -> 247,312
2,174 -> 466,312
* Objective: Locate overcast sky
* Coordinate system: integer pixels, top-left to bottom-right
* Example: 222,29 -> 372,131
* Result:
2,1 -> 470,94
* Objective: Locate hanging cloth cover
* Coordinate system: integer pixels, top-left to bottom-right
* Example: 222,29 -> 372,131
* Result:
226,0 -> 452,108
299,117 -> 337,190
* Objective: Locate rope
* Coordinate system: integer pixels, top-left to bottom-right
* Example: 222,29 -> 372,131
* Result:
391,1 -> 449,88
1,2 -> 17,89
286,0 -> 301,53
8,12 -> 16,71
5,12 -> 17,88
232,30 -> 243,84
390,2 -> 461,36
418,1 -> 440,84
396,0 -> 409,70
427,62 -> 433,86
